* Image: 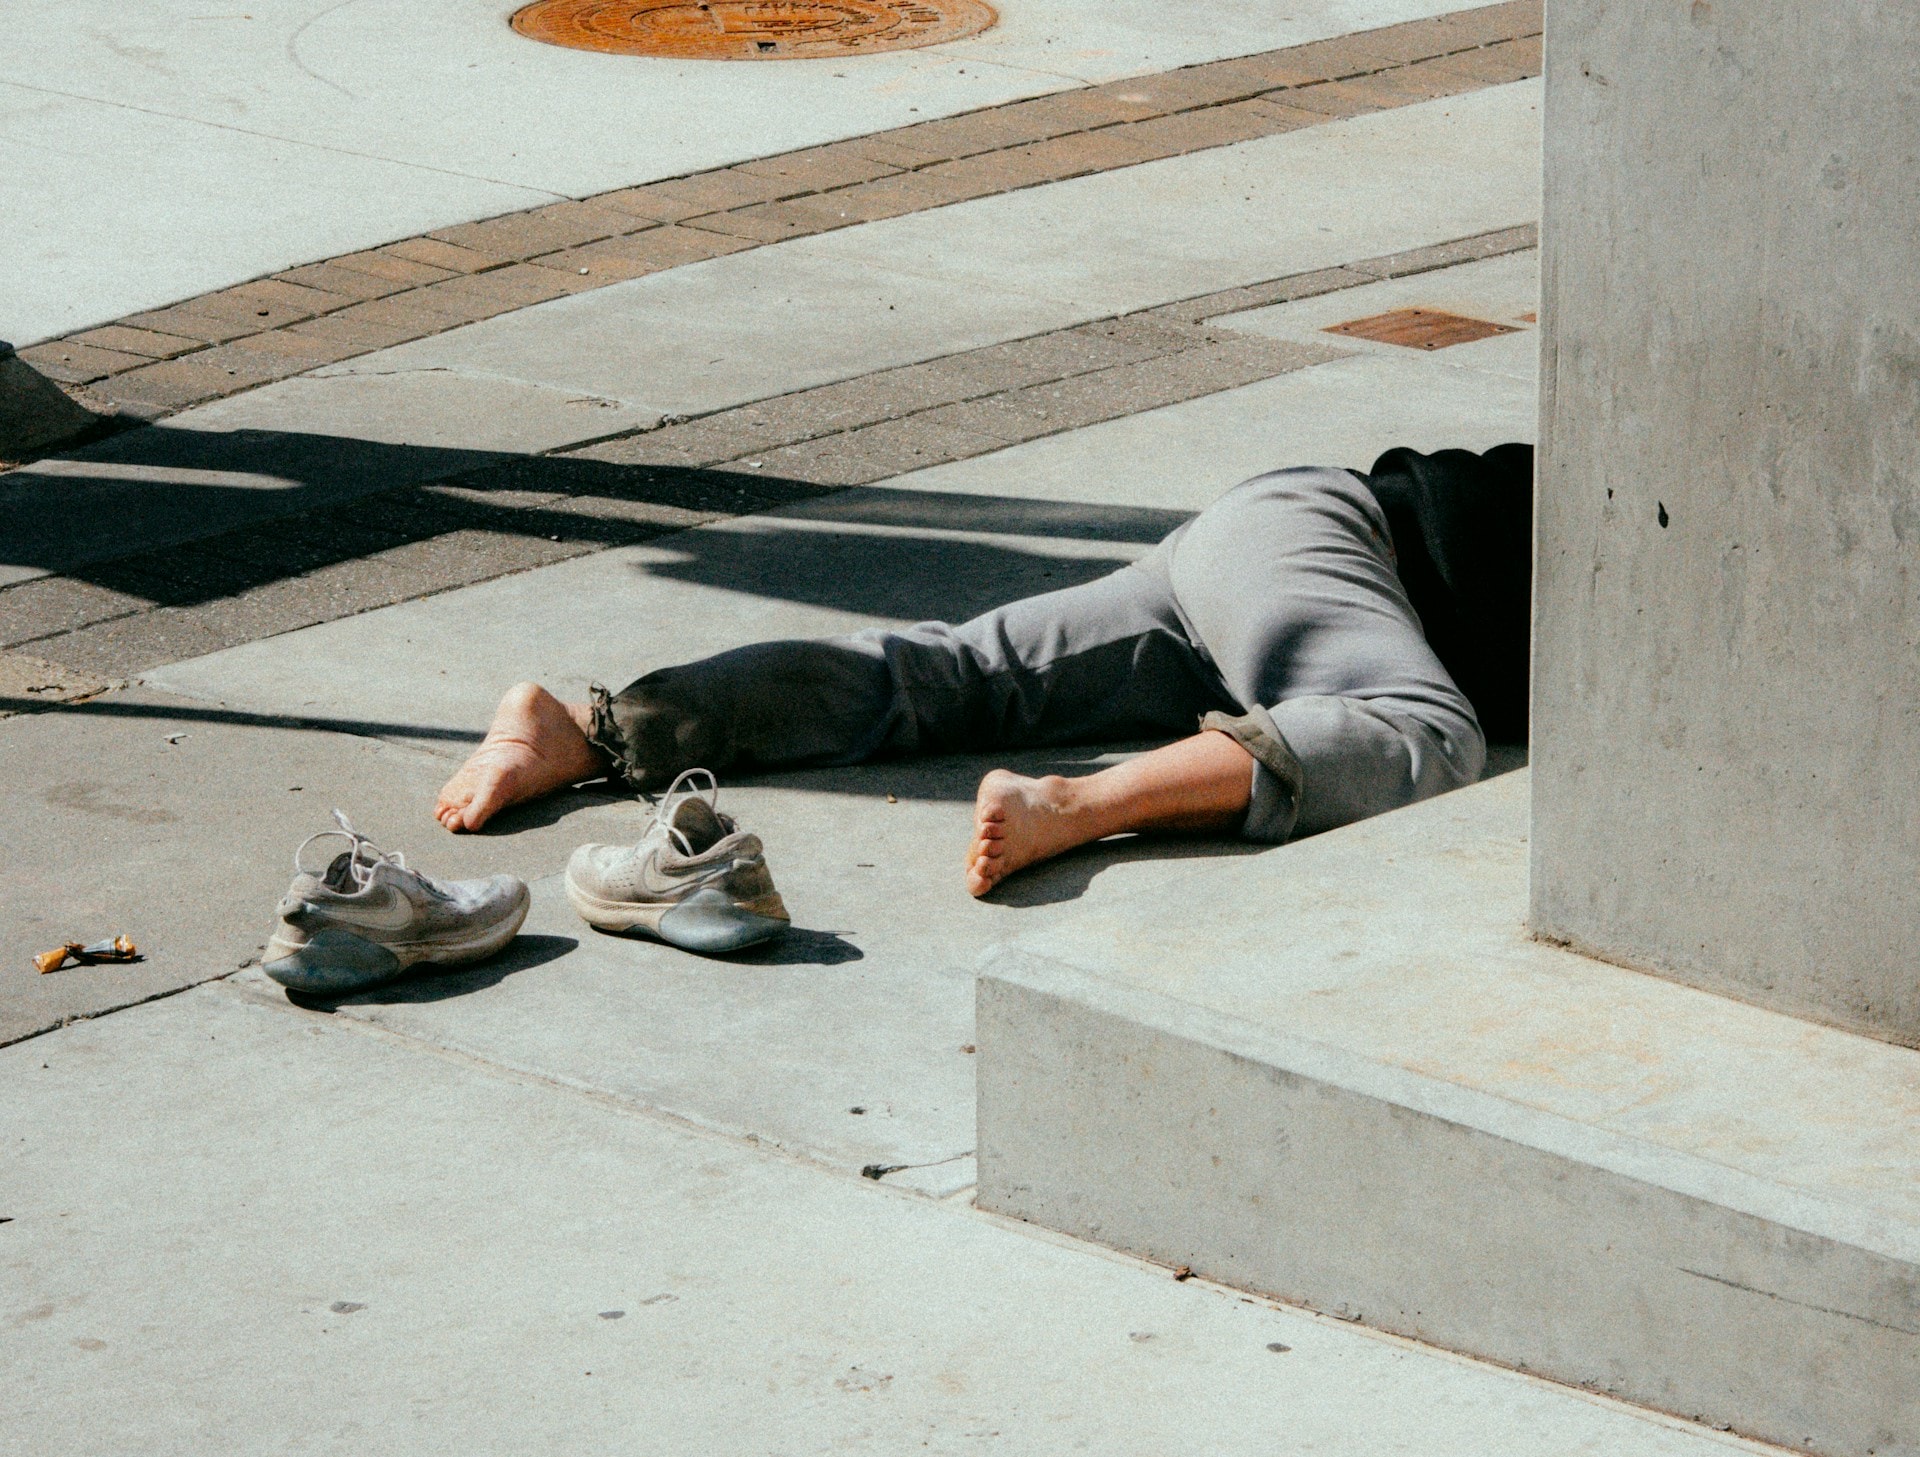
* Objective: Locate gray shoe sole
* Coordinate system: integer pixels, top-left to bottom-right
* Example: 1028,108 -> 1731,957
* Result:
263,891 -> 531,996
566,881 -> 789,955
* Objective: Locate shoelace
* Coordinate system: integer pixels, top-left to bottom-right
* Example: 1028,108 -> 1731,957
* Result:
644,768 -> 721,858
294,809 -> 425,894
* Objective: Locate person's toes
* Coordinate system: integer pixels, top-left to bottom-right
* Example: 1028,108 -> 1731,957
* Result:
967,833 -> 1008,895
457,784 -> 501,832
434,785 -> 467,831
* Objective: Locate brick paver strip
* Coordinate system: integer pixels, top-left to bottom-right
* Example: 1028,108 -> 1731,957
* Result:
5,224 -> 1536,680
736,145 -> 905,191
20,1 -> 1541,423
66,325 -> 207,361
16,340 -> 151,385
328,250 -> 459,287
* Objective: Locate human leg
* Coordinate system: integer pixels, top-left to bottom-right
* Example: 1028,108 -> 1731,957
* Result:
966,729 -> 1254,896
434,683 -> 606,833
580,559 -> 1232,790
960,466 -> 1489,894
434,556 -> 1234,831
1165,466 -> 1485,842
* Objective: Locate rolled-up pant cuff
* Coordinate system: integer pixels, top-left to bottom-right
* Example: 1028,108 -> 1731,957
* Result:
586,681 -> 652,791
1199,706 -> 1303,843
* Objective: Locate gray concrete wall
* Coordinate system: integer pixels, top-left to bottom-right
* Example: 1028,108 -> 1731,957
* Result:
1531,1 -> 1920,1042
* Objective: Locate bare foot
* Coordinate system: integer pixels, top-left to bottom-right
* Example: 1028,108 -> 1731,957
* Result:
967,769 -> 1105,898
435,682 -> 607,833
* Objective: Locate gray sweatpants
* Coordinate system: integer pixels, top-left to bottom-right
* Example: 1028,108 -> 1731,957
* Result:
588,466 -> 1485,843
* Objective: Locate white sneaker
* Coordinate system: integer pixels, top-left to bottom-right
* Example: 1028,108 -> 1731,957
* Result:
565,770 -> 789,954
264,811 -> 530,995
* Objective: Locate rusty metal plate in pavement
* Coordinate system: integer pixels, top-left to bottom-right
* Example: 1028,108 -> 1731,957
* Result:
511,0 -> 996,59
1323,308 -> 1521,351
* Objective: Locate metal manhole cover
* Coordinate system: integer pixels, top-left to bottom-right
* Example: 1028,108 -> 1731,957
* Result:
511,0 -> 997,60
1324,308 -> 1521,351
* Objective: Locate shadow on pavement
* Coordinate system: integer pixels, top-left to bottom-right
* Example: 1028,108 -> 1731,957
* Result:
730,745 -> 1159,805
294,932 -> 581,1009
581,923 -> 865,967
1,424 -> 509,577
0,693 -> 481,743
629,520 -> 1133,621
476,781 -> 637,832
2,422 -> 1193,613
992,834 -> 1272,908
731,927 -> 866,966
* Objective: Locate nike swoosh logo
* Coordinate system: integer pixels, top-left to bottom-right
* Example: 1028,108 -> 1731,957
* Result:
326,887 -> 420,932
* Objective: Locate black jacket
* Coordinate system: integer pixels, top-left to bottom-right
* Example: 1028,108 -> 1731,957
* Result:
1361,443 -> 1534,742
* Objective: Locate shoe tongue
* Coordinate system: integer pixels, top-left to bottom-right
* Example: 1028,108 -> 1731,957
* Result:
322,850 -> 360,892
668,795 -> 726,855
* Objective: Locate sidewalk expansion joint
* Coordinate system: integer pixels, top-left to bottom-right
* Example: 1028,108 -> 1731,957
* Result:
0,226 -> 1536,686
213,970 -> 972,1204
9,1 -> 1542,425
0,966 -> 246,1051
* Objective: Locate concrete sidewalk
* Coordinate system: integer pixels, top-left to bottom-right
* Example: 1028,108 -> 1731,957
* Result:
7,978 -> 1769,1456
0,5 -> 1779,1448
3,0 -> 1473,344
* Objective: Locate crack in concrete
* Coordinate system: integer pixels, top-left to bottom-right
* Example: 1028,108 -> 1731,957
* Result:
1678,1267 -> 1920,1337
285,0 -> 371,101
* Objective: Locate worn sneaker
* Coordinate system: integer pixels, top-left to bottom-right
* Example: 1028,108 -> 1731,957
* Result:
565,770 -> 789,953
264,811 -> 531,995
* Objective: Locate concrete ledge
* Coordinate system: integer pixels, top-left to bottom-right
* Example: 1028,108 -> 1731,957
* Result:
975,773 -> 1920,1456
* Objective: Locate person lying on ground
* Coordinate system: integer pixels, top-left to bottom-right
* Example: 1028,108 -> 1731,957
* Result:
433,444 -> 1533,897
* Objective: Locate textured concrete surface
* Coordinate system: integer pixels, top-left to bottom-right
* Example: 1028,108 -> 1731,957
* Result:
144,304 -> 1538,732
0,424 -> 502,585
1531,2 -> 1920,1044
7,261 -> 1343,585
314,748 -> 1197,1196
1,980 -> 1767,1456
179,369 -> 667,455
1,0 -> 1476,344
0,650 -> 109,707
4,242 -> 1536,677
15,12 -> 1549,419
978,772 -> 1920,1456
0,17 -> 1723,1450
117,294 -> 1533,1192
307,83 -> 1541,419
901,343 -> 1538,506
1216,246 -> 1538,379
0,688 -> 637,1045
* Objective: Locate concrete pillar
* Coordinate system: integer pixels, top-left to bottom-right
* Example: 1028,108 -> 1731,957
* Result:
1531,3 -> 1920,1042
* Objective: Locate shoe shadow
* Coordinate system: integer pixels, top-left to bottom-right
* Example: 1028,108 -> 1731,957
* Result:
290,932 -> 580,1010
730,926 -> 864,966
580,922 -> 864,967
